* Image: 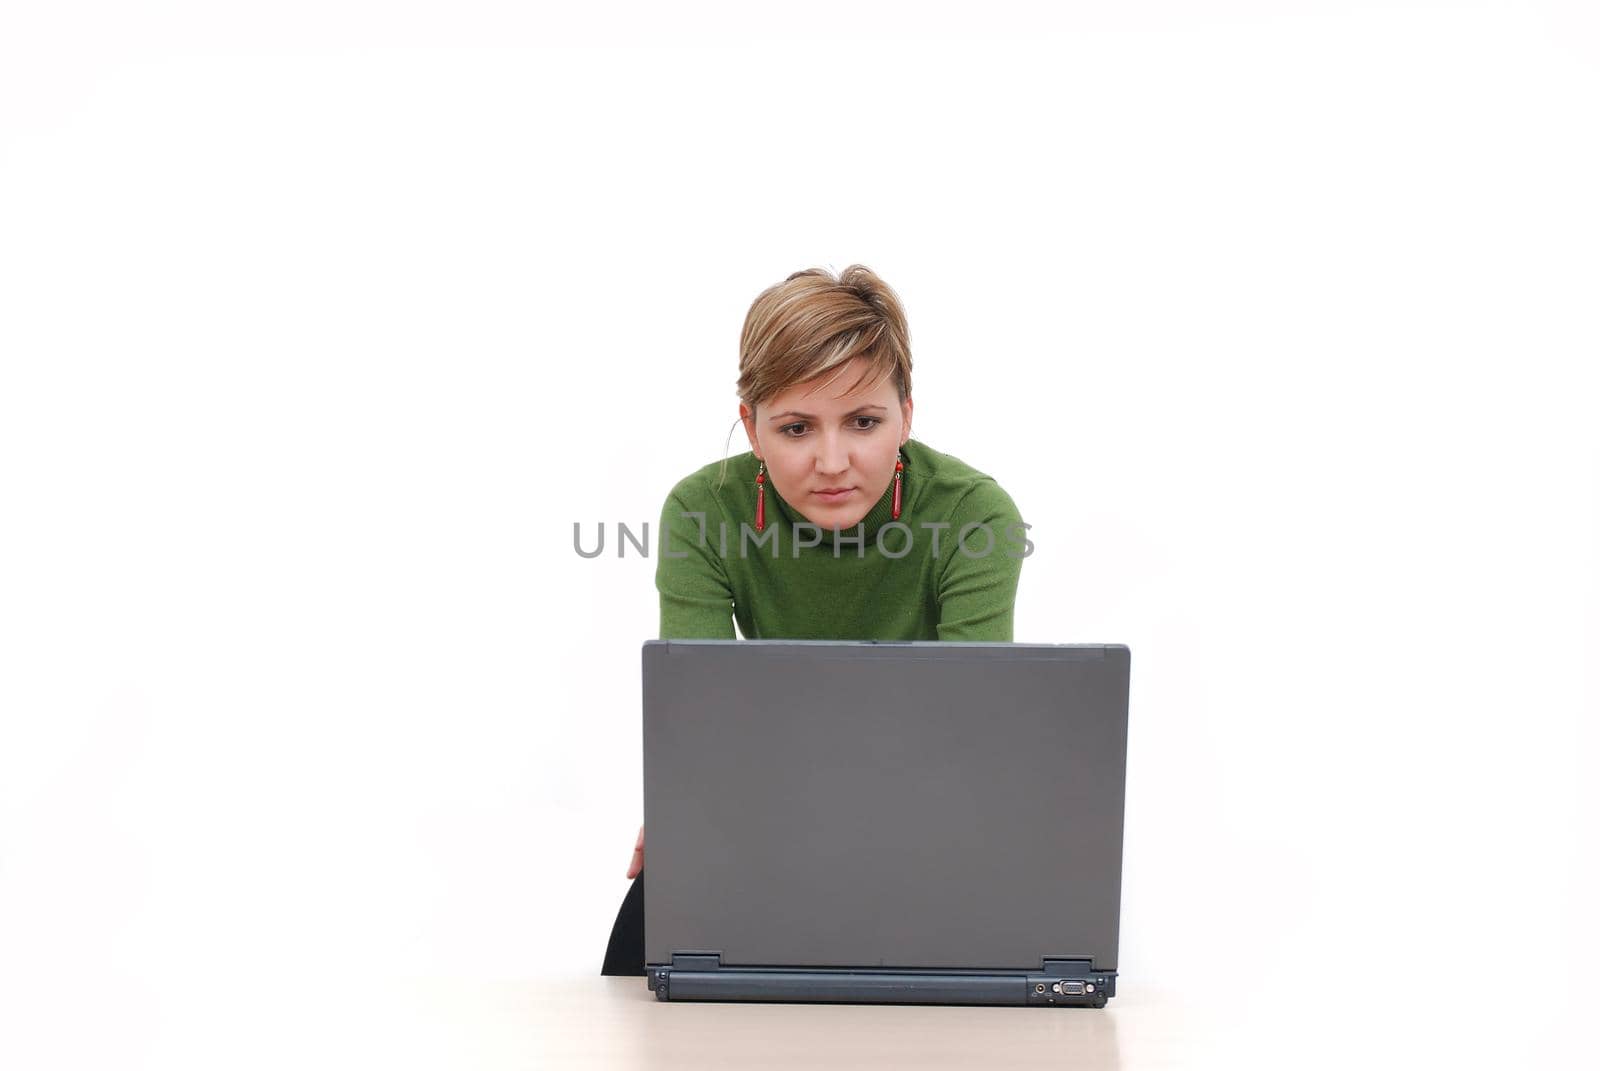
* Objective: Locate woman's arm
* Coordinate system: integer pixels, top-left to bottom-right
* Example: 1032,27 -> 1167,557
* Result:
655,485 -> 736,640
935,479 -> 1027,641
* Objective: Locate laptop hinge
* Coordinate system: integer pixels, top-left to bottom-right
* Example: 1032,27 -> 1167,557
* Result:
1041,957 -> 1094,974
1040,957 -> 1117,999
648,952 -> 722,994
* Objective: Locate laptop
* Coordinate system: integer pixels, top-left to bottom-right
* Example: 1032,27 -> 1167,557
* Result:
641,639 -> 1130,1007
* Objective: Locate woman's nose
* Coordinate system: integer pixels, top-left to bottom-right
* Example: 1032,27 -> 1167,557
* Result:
816,433 -> 849,475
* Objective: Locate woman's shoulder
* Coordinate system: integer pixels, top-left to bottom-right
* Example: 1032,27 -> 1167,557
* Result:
659,452 -> 758,514
901,439 -> 1021,518
900,438 -> 998,482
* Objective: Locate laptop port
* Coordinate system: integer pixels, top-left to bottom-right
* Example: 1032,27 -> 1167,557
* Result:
1060,980 -> 1085,996
1035,984 -> 1046,993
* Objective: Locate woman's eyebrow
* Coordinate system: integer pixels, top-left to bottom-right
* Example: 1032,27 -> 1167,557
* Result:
767,404 -> 889,423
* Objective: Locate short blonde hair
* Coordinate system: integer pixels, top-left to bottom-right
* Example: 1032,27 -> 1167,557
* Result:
736,265 -> 912,414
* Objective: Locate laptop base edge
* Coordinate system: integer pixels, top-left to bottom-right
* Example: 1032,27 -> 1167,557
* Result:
648,955 -> 1115,1007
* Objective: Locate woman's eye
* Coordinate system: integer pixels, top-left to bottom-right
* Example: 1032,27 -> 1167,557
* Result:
780,418 -> 877,437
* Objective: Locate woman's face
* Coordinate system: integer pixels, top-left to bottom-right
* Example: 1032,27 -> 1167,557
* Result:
740,356 -> 914,530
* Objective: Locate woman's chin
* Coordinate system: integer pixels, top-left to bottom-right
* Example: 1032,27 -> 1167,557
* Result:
797,504 -> 869,530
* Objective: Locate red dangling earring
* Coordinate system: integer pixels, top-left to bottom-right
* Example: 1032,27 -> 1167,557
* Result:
754,459 -> 766,532
891,449 -> 904,521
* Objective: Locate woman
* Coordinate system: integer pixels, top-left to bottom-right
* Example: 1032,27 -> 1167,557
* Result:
601,265 -> 1028,975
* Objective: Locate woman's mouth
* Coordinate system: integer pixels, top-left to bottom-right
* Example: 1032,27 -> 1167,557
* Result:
812,487 -> 856,502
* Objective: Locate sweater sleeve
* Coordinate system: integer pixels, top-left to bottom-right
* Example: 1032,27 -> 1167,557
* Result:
655,484 -> 736,640
934,479 -> 1027,641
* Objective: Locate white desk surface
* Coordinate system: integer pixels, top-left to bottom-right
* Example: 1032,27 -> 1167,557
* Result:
349,973 -> 1586,1071
3,966 -> 1589,1069
391,975 -> 1190,1070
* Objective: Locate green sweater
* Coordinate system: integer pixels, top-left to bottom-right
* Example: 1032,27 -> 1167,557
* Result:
655,439 -> 1028,641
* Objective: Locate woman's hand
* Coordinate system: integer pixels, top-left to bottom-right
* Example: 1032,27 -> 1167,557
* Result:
626,825 -> 644,879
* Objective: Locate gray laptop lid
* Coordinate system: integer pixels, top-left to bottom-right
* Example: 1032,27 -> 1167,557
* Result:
642,640 -> 1131,972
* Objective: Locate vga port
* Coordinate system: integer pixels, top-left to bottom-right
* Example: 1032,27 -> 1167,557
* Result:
1060,980 -> 1086,996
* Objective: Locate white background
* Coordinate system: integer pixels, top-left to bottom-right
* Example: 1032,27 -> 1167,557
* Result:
2,2 -> 1596,1067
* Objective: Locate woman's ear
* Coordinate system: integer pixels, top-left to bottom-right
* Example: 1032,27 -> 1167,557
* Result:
901,395 -> 914,444
739,403 -> 761,458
